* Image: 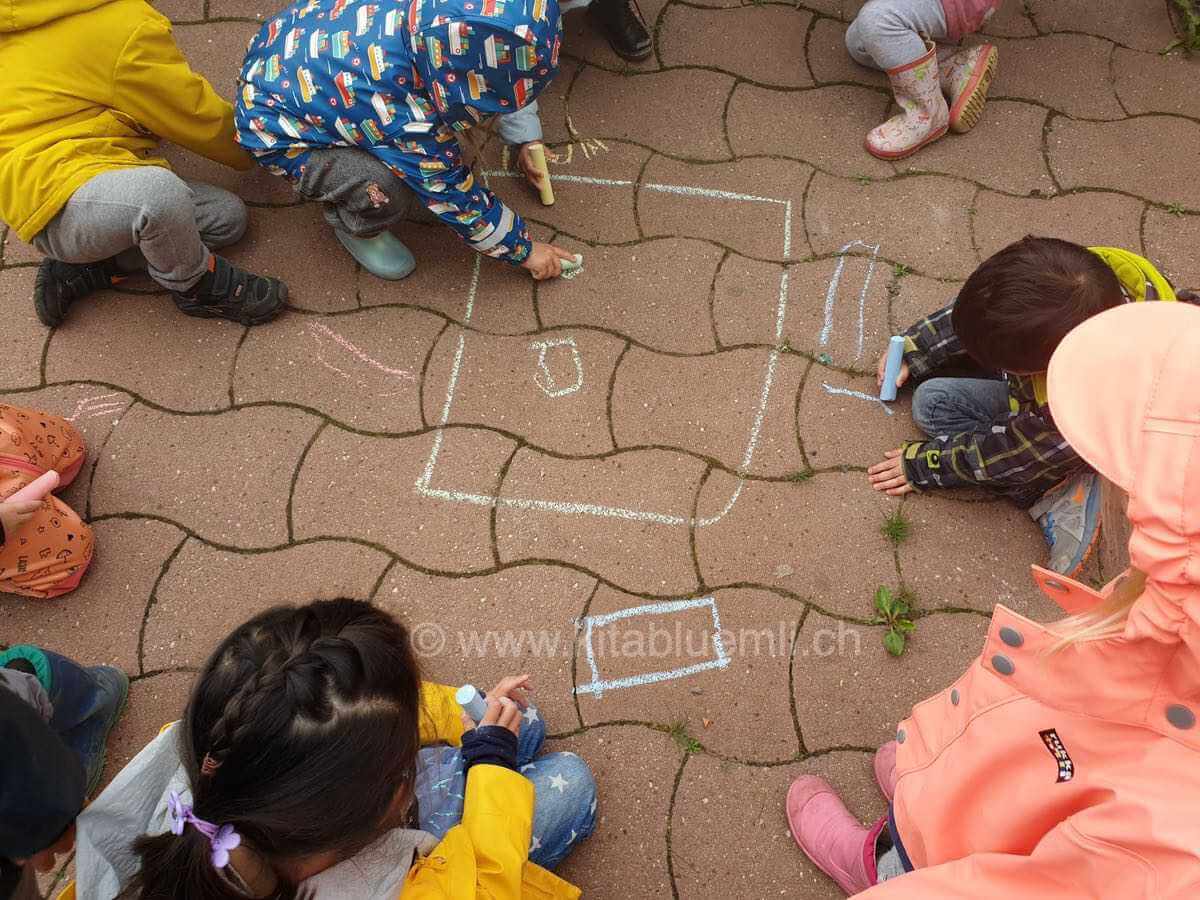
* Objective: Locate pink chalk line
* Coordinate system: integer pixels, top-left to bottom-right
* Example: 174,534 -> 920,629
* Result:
307,321 -> 417,382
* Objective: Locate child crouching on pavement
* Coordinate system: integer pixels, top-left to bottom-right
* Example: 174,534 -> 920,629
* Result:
868,236 -> 1191,576
236,0 -> 576,283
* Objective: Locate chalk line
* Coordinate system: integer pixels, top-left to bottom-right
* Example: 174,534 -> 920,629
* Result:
65,393 -> 128,423
820,382 -> 893,416
576,597 -> 731,697
308,321 -> 417,381
529,337 -> 584,398
819,240 -> 881,358
480,171 -> 788,206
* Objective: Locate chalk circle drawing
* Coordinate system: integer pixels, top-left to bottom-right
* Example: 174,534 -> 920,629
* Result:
529,336 -> 584,398
820,239 -> 881,362
65,393 -> 131,423
575,597 -> 730,698
820,382 -> 894,416
307,320 -> 416,397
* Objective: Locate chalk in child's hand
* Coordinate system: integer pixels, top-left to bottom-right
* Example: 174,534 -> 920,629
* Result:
879,335 -> 906,402
526,141 -> 555,206
456,684 -> 488,723
560,253 -> 584,280
7,470 -> 59,504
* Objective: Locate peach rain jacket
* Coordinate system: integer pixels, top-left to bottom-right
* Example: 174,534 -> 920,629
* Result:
864,301 -> 1200,898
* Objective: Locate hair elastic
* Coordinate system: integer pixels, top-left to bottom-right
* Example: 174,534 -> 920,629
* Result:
167,791 -> 241,868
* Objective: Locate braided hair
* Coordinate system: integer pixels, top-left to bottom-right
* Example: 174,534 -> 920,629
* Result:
133,599 -> 422,900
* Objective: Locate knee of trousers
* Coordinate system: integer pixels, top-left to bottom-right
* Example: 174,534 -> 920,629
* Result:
845,3 -> 899,64
207,192 -> 249,248
549,752 -> 598,829
134,168 -> 200,228
911,379 -> 952,433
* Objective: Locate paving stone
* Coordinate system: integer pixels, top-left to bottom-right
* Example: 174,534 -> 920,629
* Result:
807,17 -> 888,88
100,673 -> 194,792
0,269 -> 51,391
1049,116 -> 1200,210
207,0 -> 284,18
797,370 -> 916,468
568,66 -> 735,161
806,172 -> 977,279
423,325 -> 622,455
293,426 -> 513,572
150,0 -> 202,22
793,609 -> 988,749
235,308 -> 443,433
577,585 -> 802,761
673,751 -> 887,899
1143,208 -> 1200,288
496,446 -> 704,595
639,156 -> 812,261
223,205 -> 358,313
45,290 -> 242,412
143,538 -> 392,671
529,57 -> 576,148
660,5 -> 814,87
1026,0 -> 1179,53
538,237 -> 721,354
374,563 -> 594,731
696,470 -> 900,616
979,2 -> 1038,36
92,405 -> 319,547
495,139 -> 650,246
727,84 -> 893,178
0,519 -> 184,675
611,346 -> 806,477
1113,47 -> 1200,118
897,492 -> 1059,617
158,141 -> 299,207
561,0 -> 669,72
898,101 -> 1052,196
803,0 -> 868,19
1,225 -> 43,266
172,22 -> 258,98
888,273 -> 956,339
992,34 -> 1124,119
552,725 -> 683,899
973,189 -> 1145,261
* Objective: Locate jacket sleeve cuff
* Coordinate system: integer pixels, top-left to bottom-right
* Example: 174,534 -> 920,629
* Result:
462,725 -> 519,772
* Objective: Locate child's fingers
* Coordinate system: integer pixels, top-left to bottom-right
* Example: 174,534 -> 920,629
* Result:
873,473 -> 908,491
460,712 -> 476,733
480,696 -> 505,727
886,483 -> 914,496
497,697 -> 521,735
868,463 -> 901,483
884,448 -> 903,459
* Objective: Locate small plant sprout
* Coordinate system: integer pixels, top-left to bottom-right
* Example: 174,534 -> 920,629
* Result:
881,508 -> 910,545
1166,202 -> 1186,217
855,174 -> 873,186
669,720 -> 702,754
892,263 -> 912,279
873,586 -> 916,657
787,469 -> 814,483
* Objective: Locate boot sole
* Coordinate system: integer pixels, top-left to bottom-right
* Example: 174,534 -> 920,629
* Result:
948,47 -> 998,134
175,282 -> 289,326
865,123 -> 949,161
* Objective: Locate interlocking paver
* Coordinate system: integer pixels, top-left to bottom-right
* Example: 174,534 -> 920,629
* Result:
172,22 -> 257,96
1112,47 -> 1200,118
792,609 -> 988,749
797,370 -> 915,468
979,1 -> 1038,36
1026,0 -> 1179,52
152,0 -> 202,23
0,518 -> 183,674
807,17 -> 889,88
206,0 -> 283,19
235,308 -> 443,433
696,470 -> 900,616
992,34 -> 1124,119
1048,115 -> 1200,209
159,140 -> 301,207
727,84 -> 894,177
1,225 -> 43,266
888,272 -> 957,336
660,5 -> 814,87
972,189 -> 1145,260
91,405 -> 319,547
1143,208 -> 1200,288
100,672 -> 194,791
673,752 -> 886,898
560,0 -> 670,72
0,269 -> 50,390
577,585 -> 801,760
143,538 -> 393,671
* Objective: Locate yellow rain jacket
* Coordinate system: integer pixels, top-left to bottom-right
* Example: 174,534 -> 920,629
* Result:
0,0 -> 251,243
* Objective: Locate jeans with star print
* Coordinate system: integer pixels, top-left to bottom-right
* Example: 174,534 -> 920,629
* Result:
414,704 -> 598,869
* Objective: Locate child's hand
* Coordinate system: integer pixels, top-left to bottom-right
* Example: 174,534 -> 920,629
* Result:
517,143 -> 547,188
868,449 -> 914,496
0,498 -> 41,539
523,243 -> 577,280
458,674 -> 532,737
876,349 -> 910,390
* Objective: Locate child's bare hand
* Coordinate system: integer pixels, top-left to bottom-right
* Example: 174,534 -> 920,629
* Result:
488,673 -> 532,710
0,499 -> 41,538
868,449 -> 914,496
523,242 -> 576,280
876,350 -> 910,390
461,695 -> 522,737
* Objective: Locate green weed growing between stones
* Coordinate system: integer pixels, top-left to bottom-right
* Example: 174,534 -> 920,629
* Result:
881,508 -> 911,545
873,586 -> 916,657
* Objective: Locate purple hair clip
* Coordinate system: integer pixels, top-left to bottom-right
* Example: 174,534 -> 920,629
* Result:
166,791 -> 242,868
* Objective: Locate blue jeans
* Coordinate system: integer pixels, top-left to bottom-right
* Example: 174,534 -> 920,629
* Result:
414,705 -> 597,870
911,376 -> 1010,439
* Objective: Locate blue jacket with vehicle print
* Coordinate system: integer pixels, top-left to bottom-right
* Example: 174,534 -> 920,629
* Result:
235,0 -> 561,265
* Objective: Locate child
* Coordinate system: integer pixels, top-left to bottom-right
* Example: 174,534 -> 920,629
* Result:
1,645 -> 128,899
0,404 -> 95,598
845,0 -> 1002,158
0,0 -> 287,327
868,236 -> 1184,576
72,599 -> 595,899
790,300 -> 1200,896
235,0 -> 578,282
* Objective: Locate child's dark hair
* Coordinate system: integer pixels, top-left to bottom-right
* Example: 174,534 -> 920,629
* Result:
952,236 -> 1124,373
133,598 -> 422,900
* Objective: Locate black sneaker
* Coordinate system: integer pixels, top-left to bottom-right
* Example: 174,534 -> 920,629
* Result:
172,255 -> 287,325
592,0 -> 653,61
33,258 -> 123,327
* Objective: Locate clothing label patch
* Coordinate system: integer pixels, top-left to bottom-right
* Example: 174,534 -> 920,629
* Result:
1039,728 -> 1074,783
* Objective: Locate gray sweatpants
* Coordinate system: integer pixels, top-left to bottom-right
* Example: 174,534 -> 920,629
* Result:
296,148 -> 435,238
31,167 -> 247,293
845,0 -> 949,70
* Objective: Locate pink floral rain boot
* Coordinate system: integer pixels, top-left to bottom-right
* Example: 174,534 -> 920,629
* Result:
874,741 -> 898,802
865,40 -> 948,160
786,776 -> 885,894
938,43 -> 998,133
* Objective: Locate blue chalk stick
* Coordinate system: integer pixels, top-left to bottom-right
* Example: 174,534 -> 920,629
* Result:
879,335 -> 906,402
456,684 -> 488,723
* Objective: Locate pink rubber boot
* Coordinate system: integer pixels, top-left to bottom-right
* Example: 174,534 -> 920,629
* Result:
865,40 -> 949,160
786,776 -> 884,895
937,43 -> 998,133
873,741 -> 898,802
